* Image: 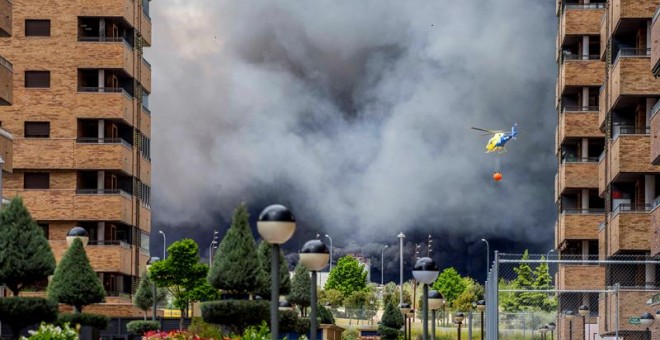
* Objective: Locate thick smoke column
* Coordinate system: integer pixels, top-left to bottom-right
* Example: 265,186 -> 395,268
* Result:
148,1 -> 557,255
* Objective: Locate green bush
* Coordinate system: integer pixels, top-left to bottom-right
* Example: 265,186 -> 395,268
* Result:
378,302 -> 404,340
341,327 -> 359,340
241,322 -> 271,340
279,310 -> 299,333
56,313 -> 109,330
201,300 -> 269,333
20,322 -> 77,340
0,297 -> 58,337
318,305 -> 335,324
126,320 -> 160,335
188,317 -> 222,339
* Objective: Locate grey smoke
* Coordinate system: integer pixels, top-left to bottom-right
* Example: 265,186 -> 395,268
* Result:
148,1 -> 557,249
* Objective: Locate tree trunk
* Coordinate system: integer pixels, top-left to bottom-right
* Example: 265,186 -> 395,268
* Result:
10,287 -> 18,296
143,310 -> 147,321
179,308 -> 185,330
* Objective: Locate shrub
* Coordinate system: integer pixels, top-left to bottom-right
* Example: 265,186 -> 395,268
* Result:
19,322 -> 77,340
201,300 -> 269,333
378,302 -> 404,340
126,320 -> 160,335
279,310 -> 299,333
241,322 -> 270,340
318,305 -> 335,324
341,327 -> 359,340
187,317 -> 222,339
0,297 -> 58,337
57,313 -> 109,330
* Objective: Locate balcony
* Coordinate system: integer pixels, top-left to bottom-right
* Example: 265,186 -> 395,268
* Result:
651,202 -> 660,256
602,205 -> 651,256
140,58 -> 151,93
80,0 -> 136,28
558,58 -> 605,96
74,88 -> 135,125
557,209 -> 604,245
651,102 -> 660,164
609,51 -> 660,112
611,0 -> 660,36
51,240 -> 137,275
558,106 -> 601,143
140,12 -> 152,47
558,159 -> 599,194
0,127 -> 12,172
599,290 -> 658,335
139,105 -> 151,137
0,0 -> 11,37
604,134 -> 660,184
13,138 -> 134,174
139,157 -> 151,185
559,4 -> 605,47
0,56 -> 12,105
76,38 -> 136,78
653,7 -> 660,76
557,264 -> 605,290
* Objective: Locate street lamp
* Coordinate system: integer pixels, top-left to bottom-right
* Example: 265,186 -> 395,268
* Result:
381,245 -> 389,286
146,256 -> 160,321
66,227 -> 89,247
539,325 -> 548,340
407,310 -> 414,340
454,312 -> 465,340
398,232 -> 405,305
564,310 -> 576,340
257,205 -> 296,340
578,304 -> 589,340
299,239 -> 330,340
481,239 -> 489,274
547,322 -> 556,340
324,234 -> 333,271
158,230 -> 166,259
640,312 -> 655,340
399,303 -> 411,340
428,291 -> 444,340
413,257 -> 439,340
476,300 -> 485,340
209,231 -> 219,267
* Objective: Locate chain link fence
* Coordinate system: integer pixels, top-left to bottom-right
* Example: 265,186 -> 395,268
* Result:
486,253 -> 660,340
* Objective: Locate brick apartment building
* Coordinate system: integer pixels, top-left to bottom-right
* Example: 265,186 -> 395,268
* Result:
0,0 -> 153,316
556,0 -> 660,338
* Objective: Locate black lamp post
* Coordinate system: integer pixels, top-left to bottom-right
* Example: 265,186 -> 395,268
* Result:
257,205 -> 296,340
476,300 -> 485,340
564,310 -> 576,340
539,325 -> 549,340
400,303 -> 411,340
640,312 -> 655,340
547,322 -> 556,340
578,305 -> 589,340
408,310 -> 414,340
454,312 -> 465,340
413,257 -> 439,340
428,291 -> 444,340
299,240 -> 330,340
146,256 -> 160,321
66,226 -> 89,247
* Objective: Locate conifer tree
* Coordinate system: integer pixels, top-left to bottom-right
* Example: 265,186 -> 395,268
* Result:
48,237 -> 106,312
378,302 -> 404,340
512,250 -> 535,310
531,256 -> 557,312
257,240 -> 291,297
133,271 -> 167,320
0,197 -> 56,295
208,203 -> 266,295
288,263 -> 311,316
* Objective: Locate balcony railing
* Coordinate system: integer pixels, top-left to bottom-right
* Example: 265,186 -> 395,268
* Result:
561,105 -> 598,113
0,55 -> 12,71
562,156 -> 599,163
141,104 -> 151,115
78,87 -> 133,98
76,137 -> 132,148
653,195 -> 660,209
614,47 -> 651,64
562,54 -> 601,62
613,125 -> 650,138
652,100 -> 660,120
613,203 -> 652,213
88,240 -> 130,247
78,36 -> 133,49
654,5 -> 660,24
562,208 -> 605,214
142,58 -> 151,69
76,188 -> 132,199
564,3 -> 605,10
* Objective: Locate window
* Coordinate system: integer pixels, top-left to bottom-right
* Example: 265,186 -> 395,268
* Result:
24,172 -> 49,189
25,71 -> 50,88
37,223 -> 49,239
25,20 -> 51,37
138,133 -> 150,160
24,122 -> 50,138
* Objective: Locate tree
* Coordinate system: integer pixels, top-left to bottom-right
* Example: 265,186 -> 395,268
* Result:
133,271 -> 167,320
531,256 -> 557,312
318,288 -> 344,307
48,237 -> 105,312
452,277 -> 484,312
382,282 -> 399,307
378,302 -> 404,340
150,239 -> 209,329
432,267 -> 466,308
209,204 -> 265,295
324,255 -> 367,296
512,250 -> 535,310
288,263 -> 311,316
0,197 -> 56,296
257,240 -> 291,297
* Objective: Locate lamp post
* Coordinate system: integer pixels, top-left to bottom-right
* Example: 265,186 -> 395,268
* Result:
640,312 -> 655,340
400,303 -> 411,340
539,325 -> 548,340
547,322 -> 556,340
476,300 -> 485,340
564,310 -> 576,340
67,226 -> 90,247
481,239 -> 489,274
158,230 -> 166,259
257,205 -> 296,340
578,305 -> 589,340
324,234 -> 333,271
454,312 -> 465,340
146,256 -> 160,321
413,257 -> 439,340
398,232 -> 406,305
408,310 -> 414,340
428,291 -> 444,340
299,240 -> 330,340
381,245 -> 389,286
209,230 -> 219,267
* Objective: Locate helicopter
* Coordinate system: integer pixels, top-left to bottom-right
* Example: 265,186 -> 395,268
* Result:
471,123 -> 518,154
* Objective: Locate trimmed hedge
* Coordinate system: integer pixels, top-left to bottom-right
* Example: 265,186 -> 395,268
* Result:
57,313 -> 109,330
201,300 -> 269,333
0,297 -> 58,337
318,305 -> 335,324
126,320 -> 160,335
279,310 -> 299,333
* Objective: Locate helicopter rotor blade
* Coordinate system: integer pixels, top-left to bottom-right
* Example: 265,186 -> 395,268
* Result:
471,127 -> 503,134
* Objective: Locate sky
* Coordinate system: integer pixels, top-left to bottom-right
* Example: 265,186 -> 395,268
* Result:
146,0 -> 558,282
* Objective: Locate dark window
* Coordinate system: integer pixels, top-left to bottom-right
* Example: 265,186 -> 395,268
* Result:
24,122 -> 50,138
25,20 -> 51,37
37,223 -> 49,239
24,172 -> 49,189
25,71 -> 50,88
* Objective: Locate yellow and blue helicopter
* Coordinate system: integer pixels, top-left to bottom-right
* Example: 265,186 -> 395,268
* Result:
471,123 -> 518,154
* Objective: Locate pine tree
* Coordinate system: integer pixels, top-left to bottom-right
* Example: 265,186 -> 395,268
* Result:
512,250 -> 535,310
257,240 -> 291,297
324,255 -> 368,297
0,197 -> 56,296
378,302 -> 404,340
48,237 -> 105,312
133,271 -> 167,320
531,256 -> 557,312
208,204 -> 266,295
288,263 -> 311,317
